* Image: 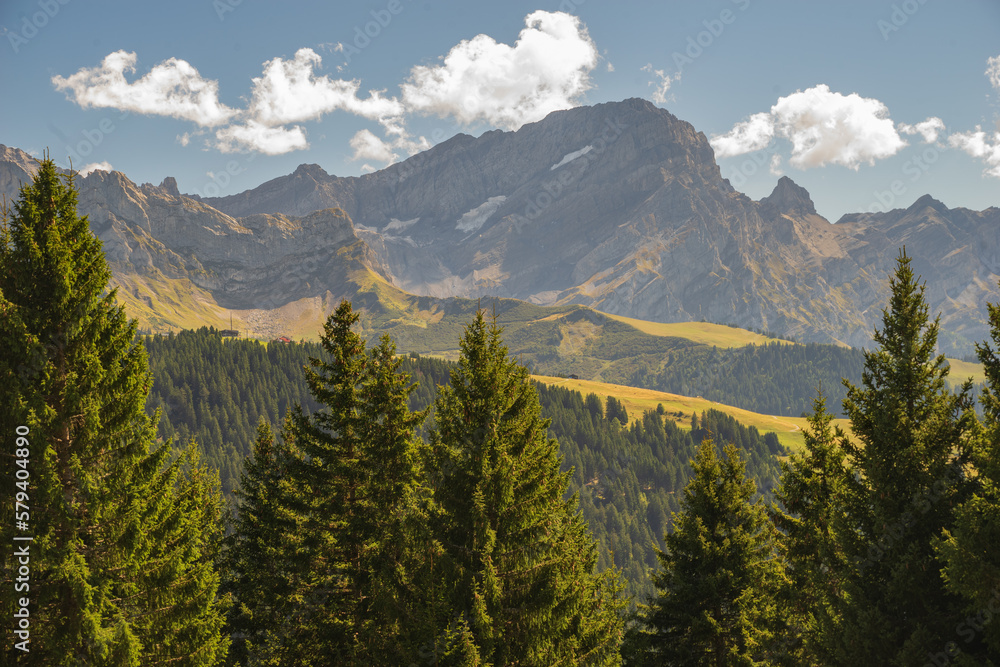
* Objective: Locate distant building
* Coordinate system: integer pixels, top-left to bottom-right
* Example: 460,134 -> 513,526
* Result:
568,374 -> 580,379
273,336 -> 292,344
220,315 -> 239,338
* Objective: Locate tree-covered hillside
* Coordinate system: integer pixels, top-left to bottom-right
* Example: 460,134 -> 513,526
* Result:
143,327 -> 784,603
610,341 -> 867,417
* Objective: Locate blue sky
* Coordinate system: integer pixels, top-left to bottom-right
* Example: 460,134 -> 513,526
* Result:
2,0 -> 998,221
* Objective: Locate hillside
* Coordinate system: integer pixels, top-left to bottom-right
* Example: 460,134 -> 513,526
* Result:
533,374 -> 853,452
142,328 -> 786,604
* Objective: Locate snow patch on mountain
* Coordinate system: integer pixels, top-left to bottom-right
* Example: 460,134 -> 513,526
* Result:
550,145 -> 593,170
385,217 -> 419,231
456,196 -> 506,232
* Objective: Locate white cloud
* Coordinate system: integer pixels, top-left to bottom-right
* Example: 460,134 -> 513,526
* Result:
769,154 -> 783,176
640,63 -> 677,105
949,126 -> 1000,178
78,161 -> 112,176
350,129 -> 397,163
772,85 -> 906,169
248,48 -> 403,126
400,11 -> 598,130
710,85 -> 907,169
710,112 -> 774,158
898,117 -> 945,143
214,121 -> 308,155
988,55 -> 1000,91
51,50 -> 236,127
54,13 -> 599,160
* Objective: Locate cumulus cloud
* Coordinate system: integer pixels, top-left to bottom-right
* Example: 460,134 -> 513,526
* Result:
710,84 -> 907,169
400,10 -> 597,130
898,117 -> 945,143
949,126 -> 1000,178
771,86 -> 906,168
54,12 -> 602,159
988,55 -> 1000,91
640,63 -> 677,105
770,154 -> 783,176
51,50 -> 236,127
248,48 -> 403,126
710,112 -> 774,158
214,121 -> 308,155
78,161 -> 112,176
349,129 -> 397,163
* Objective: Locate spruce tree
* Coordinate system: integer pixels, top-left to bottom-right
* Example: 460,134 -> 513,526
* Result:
641,438 -> 785,666
831,249 -> 976,664
427,310 -> 625,665
772,393 -> 851,664
220,418 -> 298,666
225,300 -> 429,665
935,296 -> 1000,663
0,157 -> 228,664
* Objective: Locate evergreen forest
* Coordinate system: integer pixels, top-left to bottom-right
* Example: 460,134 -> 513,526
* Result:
2,158 -> 999,665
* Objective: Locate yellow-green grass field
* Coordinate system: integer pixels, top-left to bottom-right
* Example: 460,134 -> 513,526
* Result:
601,314 -> 796,349
945,358 -> 986,385
533,374 -> 853,453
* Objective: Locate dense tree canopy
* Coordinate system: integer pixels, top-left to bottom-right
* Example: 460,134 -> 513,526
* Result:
0,158 -> 228,664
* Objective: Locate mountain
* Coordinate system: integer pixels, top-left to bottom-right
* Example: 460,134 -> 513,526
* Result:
3,98 -> 999,353
192,99 -> 999,352
0,149 -> 397,339
835,195 -> 1000,352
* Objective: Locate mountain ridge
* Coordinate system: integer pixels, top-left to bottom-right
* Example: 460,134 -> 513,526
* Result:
3,98 -> 998,353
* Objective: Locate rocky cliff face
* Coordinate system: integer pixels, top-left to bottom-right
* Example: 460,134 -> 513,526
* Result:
0,145 -> 392,337
201,98 -> 999,351
3,97 -> 998,353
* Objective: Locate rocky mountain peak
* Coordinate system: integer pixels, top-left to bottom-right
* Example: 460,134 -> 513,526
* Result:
759,176 -> 817,217
292,163 -> 328,179
158,177 -> 180,197
907,193 -> 948,215
0,144 -> 39,176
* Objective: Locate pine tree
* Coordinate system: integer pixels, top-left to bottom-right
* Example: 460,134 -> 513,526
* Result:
428,310 -> 625,665
935,296 -> 1000,663
226,301 -> 429,665
220,418 -> 297,666
830,249 -> 977,664
772,393 -> 851,664
0,157 -> 228,664
641,438 -> 785,666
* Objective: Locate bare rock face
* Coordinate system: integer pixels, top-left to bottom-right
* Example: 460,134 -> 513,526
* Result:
0,145 -> 38,199
0,145 -> 391,331
3,94 -> 999,355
